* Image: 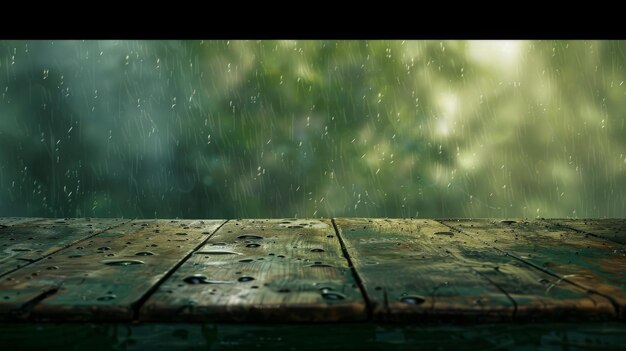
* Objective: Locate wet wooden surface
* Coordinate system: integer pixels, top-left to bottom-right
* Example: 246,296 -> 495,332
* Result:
549,218 -> 626,245
334,219 -> 614,322
0,217 -> 624,323
140,219 -> 366,322
0,219 -> 224,321
0,217 -> 43,228
0,218 -> 128,277
441,219 -> 626,319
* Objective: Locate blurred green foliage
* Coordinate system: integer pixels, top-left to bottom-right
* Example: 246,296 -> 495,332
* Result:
0,40 -> 624,219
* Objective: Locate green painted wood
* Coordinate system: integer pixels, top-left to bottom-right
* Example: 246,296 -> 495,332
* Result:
0,218 -> 127,277
140,219 -> 366,322
548,219 -> 626,245
441,219 -> 626,319
0,219 -> 224,321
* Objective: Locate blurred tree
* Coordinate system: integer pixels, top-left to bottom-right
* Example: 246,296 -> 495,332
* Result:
0,40 -> 624,219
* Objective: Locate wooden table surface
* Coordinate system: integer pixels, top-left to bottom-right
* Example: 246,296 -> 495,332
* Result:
0,217 -> 624,324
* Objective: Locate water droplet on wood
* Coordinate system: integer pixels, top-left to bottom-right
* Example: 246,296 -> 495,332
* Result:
400,295 -> 426,305
97,294 -> 116,301
237,234 -> 263,240
101,259 -> 144,266
194,250 -> 242,255
322,292 -> 346,300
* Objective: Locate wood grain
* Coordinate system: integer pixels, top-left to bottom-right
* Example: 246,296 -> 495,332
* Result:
0,217 -> 624,323
335,218 -> 615,322
335,218 -> 511,322
0,218 -> 127,277
0,218 -> 43,229
441,219 -> 626,319
0,219 -> 224,321
548,219 -> 626,245
140,219 -> 366,322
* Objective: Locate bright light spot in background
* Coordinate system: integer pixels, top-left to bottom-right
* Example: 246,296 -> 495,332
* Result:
435,92 -> 459,137
440,92 -> 459,117
436,119 -> 451,136
458,151 -> 480,170
468,40 -> 525,72
3,40 -> 625,219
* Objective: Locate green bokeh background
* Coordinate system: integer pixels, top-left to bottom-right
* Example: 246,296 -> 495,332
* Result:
0,40 -> 624,219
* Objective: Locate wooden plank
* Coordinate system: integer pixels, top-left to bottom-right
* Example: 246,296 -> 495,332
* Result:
140,219 -> 366,322
0,218 -> 127,277
334,218 -> 615,322
0,217 -> 43,229
548,219 -> 626,245
335,218 -> 512,322
0,219 -> 224,321
441,219 -> 626,319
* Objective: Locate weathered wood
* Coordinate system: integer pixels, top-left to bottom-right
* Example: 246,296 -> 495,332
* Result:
0,217 -> 43,229
335,218 -> 512,322
140,219 -> 366,322
441,219 -> 626,319
0,217 -> 624,324
548,219 -> 626,245
334,218 -> 615,322
0,219 -> 224,321
0,218 -> 127,277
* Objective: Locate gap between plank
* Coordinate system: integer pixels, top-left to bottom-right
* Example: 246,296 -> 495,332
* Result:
0,218 -> 133,279
435,220 -> 623,319
331,218 -> 373,321
19,287 -> 60,316
472,269 -> 518,321
129,219 -> 230,321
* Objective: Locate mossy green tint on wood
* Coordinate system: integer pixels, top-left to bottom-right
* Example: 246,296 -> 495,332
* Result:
0,217 -> 624,323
